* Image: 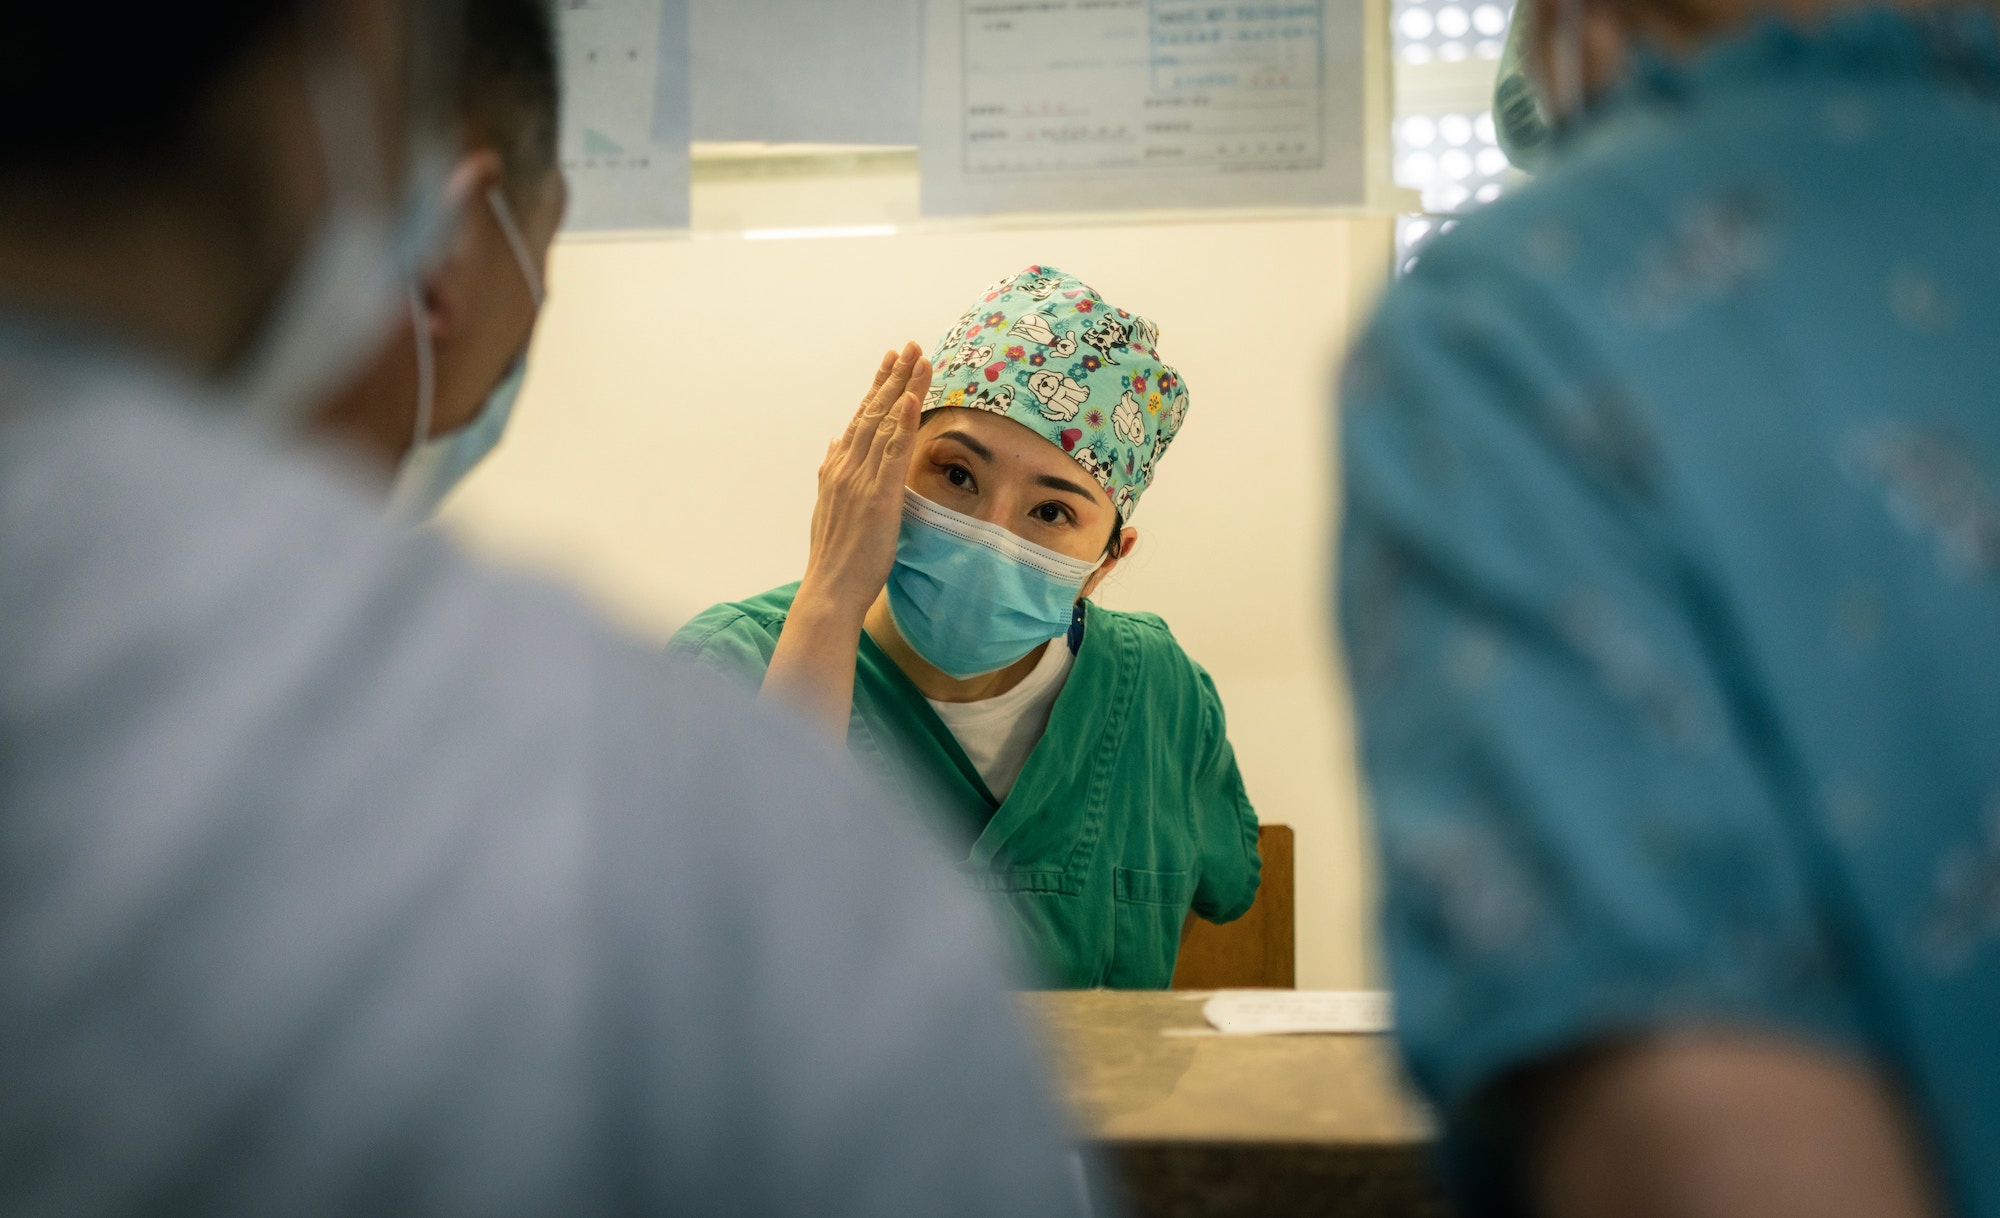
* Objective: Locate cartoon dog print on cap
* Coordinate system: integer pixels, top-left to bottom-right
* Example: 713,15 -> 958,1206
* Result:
1010,312 -> 1078,357
924,264 -> 1187,519
965,384 -> 1015,414
940,343 -> 994,375
1028,369 -> 1091,422
1072,444 -> 1117,491
1080,316 -> 1133,366
937,313 -> 976,353
1112,391 -> 1148,445
1017,274 -> 1066,301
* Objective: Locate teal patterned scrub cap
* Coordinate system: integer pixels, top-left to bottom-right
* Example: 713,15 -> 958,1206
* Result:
922,264 -> 1189,519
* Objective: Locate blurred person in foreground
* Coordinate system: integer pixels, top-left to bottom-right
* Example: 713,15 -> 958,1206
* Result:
0,2 -> 1091,1214
1339,0 -> 2000,1214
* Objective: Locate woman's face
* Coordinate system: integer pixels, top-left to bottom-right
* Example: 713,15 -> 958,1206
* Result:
909,407 -> 1122,564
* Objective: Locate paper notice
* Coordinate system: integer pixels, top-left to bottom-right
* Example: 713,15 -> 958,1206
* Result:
557,0 -> 691,232
1202,990 -> 1394,1036
921,0 -> 1366,216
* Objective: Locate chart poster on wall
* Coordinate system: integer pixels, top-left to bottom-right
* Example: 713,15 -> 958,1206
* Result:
558,0 -> 691,232
921,0 -> 1364,216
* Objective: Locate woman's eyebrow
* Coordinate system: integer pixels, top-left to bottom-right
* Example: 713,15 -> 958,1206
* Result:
929,429 -> 994,461
931,428 -> 1095,500
1033,473 -> 1099,500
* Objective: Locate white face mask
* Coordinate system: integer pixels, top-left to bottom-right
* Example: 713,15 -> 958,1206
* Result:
230,50 -> 453,432
386,185 -> 546,523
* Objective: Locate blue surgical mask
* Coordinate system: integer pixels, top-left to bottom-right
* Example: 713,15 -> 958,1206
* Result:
886,490 -> 1103,680
388,185 -> 546,523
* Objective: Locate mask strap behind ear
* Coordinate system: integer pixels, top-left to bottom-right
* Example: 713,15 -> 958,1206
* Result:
486,186 -> 546,307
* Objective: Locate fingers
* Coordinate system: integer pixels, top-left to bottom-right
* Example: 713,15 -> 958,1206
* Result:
842,350 -> 897,445
840,342 -> 921,465
858,349 -> 896,412
845,343 -> 919,441
879,390 -> 921,475
866,342 -> 922,419
829,343 -> 926,498
865,360 -> 927,473
904,358 -> 933,413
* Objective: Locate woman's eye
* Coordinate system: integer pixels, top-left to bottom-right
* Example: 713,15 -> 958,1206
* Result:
945,465 -> 971,487
1033,503 -> 1068,525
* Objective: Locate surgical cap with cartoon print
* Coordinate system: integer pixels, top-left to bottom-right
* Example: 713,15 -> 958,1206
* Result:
923,265 -> 1188,519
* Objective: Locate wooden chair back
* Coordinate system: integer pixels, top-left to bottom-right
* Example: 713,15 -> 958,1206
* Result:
1171,824 -> 1296,990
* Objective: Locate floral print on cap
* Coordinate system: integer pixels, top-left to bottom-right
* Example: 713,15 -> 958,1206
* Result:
923,265 -> 1188,519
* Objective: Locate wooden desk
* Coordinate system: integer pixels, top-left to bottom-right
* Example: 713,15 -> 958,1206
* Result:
1021,991 -> 1450,1218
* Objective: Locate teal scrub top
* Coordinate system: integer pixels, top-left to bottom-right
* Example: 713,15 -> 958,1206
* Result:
1340,9 -> 2000,1214
670,583 -> 1261,988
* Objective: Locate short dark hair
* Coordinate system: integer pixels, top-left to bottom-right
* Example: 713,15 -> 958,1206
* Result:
0,2 -> 307,181
459,0 -> 559,203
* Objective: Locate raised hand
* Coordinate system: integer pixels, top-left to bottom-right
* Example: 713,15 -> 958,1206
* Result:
801,342 -> 931,614
761,341 -> 932,738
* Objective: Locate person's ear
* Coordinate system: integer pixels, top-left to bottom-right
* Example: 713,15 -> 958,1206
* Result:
415,150 -> 506,344
1080,526 -> 1139,600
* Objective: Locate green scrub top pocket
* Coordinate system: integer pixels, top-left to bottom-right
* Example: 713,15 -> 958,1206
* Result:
1109,867 -> 1194,989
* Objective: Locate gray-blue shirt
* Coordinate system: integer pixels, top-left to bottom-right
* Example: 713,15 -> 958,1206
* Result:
0,333 -> 1090,1216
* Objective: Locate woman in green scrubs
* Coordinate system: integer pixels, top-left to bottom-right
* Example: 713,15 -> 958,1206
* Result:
670,266 -> 1260,988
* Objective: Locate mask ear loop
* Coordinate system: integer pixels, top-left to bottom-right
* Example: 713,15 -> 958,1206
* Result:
485,186 -> 546,308
405,279 -> 435,450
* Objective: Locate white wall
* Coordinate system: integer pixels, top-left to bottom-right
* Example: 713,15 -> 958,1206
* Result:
440,169 -> 1393,988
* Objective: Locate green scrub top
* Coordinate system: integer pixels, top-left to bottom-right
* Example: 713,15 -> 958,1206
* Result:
669,583 -> 1262,988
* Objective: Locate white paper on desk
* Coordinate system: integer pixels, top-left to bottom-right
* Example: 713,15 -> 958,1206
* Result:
920,0 -> 1366,216
1203,990 -> 1393,1036
558,0 -> 691,232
